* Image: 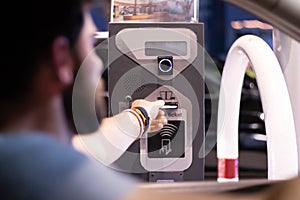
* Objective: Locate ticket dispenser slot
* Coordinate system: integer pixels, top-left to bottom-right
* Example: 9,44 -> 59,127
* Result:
108,22 -> 204,182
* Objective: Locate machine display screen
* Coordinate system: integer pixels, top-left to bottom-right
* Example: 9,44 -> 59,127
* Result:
145,41 -> 187,56
148,120 -> 185,158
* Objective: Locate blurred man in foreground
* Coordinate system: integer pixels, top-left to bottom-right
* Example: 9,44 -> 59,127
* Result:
1,0 -> 299,199
0,0 -> 166,199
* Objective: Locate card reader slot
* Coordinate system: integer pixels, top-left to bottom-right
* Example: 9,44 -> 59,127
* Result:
162,102 -> 178,109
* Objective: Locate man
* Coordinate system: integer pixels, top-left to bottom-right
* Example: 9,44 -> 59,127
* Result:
0,0 -> 166,199
2,0 -> 300,199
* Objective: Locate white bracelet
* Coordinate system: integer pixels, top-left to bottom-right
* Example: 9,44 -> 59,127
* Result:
122,109 -> 145,139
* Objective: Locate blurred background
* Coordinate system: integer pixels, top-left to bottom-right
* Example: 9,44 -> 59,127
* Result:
91,0 -> 272,181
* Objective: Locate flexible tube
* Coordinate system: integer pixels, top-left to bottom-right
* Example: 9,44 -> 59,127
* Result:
217,35 -> 298,181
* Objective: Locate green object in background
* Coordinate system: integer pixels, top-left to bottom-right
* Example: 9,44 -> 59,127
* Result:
246,68 -> 256,79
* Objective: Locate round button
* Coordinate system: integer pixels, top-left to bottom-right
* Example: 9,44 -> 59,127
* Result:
158,59 -> 173,73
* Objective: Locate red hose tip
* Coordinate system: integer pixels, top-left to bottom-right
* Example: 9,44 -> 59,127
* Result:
218,158 -> 238,179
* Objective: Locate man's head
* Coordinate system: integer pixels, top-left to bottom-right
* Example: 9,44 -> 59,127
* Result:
1,0 -> 82,103
1,0 -> 104,134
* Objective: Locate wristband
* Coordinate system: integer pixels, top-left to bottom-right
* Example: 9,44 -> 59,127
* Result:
132,107 -> 150,134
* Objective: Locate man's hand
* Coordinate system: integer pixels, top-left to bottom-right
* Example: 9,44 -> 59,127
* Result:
131,99 -> 167,133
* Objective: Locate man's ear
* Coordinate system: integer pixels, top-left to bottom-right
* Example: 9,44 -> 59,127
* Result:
51,36 -> 74,86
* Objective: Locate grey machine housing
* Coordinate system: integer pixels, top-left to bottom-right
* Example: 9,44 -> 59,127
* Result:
108,22 -> 205,182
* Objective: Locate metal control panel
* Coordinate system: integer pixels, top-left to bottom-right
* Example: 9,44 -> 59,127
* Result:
108,22 -> 204,182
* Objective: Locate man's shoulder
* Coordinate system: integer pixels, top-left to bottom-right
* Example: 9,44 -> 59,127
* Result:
0,132 -> 87,166
0,132 -> 88,188
0,132 -> 137,200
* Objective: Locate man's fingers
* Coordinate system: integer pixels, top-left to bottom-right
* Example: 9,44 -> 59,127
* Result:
148,117 -> 168,133
157,110 -> 166,117
152,118 -> 168,125
149,124 -> 164,133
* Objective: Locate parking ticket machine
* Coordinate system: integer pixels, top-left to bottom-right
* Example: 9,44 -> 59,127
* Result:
108,22 -> 205,182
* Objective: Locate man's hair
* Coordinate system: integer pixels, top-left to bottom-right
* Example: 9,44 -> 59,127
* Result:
1,0 -> 84,105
